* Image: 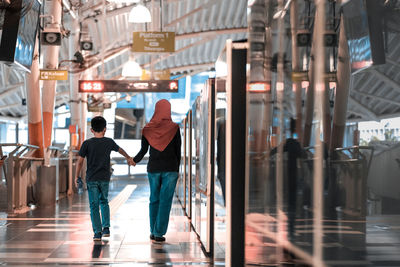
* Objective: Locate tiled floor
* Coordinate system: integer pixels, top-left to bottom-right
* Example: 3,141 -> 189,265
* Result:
0,175 -> 215,267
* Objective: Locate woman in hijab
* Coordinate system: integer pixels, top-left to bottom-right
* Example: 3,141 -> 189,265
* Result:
133,99 -> 181,242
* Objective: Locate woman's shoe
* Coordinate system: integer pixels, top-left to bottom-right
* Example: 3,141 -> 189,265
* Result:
154,236 -> 165,242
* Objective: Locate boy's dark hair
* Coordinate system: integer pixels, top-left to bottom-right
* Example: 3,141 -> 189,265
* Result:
91,116 -> 107,132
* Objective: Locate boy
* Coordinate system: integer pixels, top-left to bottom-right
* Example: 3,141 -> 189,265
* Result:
75,116 -> 134,241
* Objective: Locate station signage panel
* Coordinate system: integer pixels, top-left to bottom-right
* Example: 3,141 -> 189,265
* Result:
78,80 -> 178,93
132,32 -> 175,53
40,69 -> 68,80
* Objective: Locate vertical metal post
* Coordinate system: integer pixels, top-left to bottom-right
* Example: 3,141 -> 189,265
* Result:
323,82 -> 332,146
15,123 -> 19,143
183,117 -> 187,210
290,0 -> 303,141
188,110 -> 192,219
55,157 -> 59,201
225,40 -> 247,267
206,81 -> 215,256
68,148 -> 73,195
330,15 -> 351,150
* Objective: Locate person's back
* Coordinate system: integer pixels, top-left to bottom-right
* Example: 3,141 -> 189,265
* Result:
133,99 -> 181,243
82,137 -> 119,181
75,116 -> 133,241
138,131 -> 181,173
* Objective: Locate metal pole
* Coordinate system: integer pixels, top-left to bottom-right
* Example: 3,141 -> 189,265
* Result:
303,56 -> 314,147
312,0 -> 326,266
330,15 -> 351,150
26,36 -> 44,157
42,0 -> 62,163
290,0 -> 303,141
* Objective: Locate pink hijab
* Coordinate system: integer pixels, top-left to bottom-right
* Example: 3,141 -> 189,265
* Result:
142,99 -> 179,152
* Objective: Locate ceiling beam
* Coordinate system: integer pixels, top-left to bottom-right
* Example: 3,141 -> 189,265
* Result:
169,62 -> 214,73
164,0 -> 218,28
0,103 -> 21,111
175,28 -> 247,40
0,83 -> 24,100
353,90 -> 400,107
387,58 -> 400,69
370,69 -> 400,93
348,96 -> 378,121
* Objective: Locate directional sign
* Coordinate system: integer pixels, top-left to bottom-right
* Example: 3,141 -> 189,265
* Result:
40,69 -> 68,80
78,80 -> 178,93
132,32 -> 175,53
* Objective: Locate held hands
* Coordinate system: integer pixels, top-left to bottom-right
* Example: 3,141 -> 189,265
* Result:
127,157 -> 136,166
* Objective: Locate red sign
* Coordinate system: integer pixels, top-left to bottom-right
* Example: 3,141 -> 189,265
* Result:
78,80 -> 178,93
79,81 -> 104,92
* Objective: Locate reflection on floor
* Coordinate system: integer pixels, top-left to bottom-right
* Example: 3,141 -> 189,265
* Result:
0,175 -> 213,266
246,210 -> 400,267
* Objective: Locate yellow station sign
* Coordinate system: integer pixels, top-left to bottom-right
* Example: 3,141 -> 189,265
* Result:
141,69 -> 170,80
40,70 -> 68,80
132,32 -> 175,53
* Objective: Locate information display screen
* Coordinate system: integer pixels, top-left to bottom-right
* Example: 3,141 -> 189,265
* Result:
0,0 -> 41,72
78,80 -> 178,93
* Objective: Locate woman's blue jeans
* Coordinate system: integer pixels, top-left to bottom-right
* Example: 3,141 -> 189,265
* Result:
87,181 -> 110,234
148,172 -> 178,237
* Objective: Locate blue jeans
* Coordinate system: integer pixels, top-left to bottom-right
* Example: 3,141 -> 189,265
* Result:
148,172 -> 178,237
87,181 -> 110,234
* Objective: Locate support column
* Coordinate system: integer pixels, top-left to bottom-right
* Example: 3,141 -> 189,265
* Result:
330,15 -> 351,150
290,0 -> 303,141
323,81 -> 331,146
42,0 -> 62,160
303,61 -> 314,147
69,18 -> 80,144
26,36 -> 44,157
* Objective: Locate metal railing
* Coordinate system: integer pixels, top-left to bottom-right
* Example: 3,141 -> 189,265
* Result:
0,143 -> 41,212
0,143 -> 81,212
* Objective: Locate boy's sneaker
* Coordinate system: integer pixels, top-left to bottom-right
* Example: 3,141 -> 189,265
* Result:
150,234 -> 155,240
102,227 -> 110,237
93,232 -> 102,241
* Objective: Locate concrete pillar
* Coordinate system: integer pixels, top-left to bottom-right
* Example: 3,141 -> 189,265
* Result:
26,36 -> 44,157
42,0 -> 62,158
69,18 -> 80,139
311,0 -> 326,265
330,15 -> 351,150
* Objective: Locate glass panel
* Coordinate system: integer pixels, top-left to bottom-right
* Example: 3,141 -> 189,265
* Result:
214,81 -> 227,261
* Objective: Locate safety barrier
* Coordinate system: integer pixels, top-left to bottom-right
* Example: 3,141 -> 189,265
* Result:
0,143 -> 80,212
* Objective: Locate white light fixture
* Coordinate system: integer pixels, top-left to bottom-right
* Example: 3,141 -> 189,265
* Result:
122,60 -> 142,78
128,4 -> 151,23
109,0 -> 139,3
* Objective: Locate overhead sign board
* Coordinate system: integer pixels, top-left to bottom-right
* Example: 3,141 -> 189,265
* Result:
141,69 -> 170,80
132,32 -> 175,53
40,69 -> 68,80
78,80 -> 178,93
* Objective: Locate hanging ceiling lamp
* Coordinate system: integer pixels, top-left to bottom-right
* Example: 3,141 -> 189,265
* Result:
128,4 -> 151,23
122,60 -> 142,78
108,0 -> 139,3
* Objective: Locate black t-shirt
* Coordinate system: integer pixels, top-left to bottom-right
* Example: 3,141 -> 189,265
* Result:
133,129 -> 181,173
79,137 -> 120,181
